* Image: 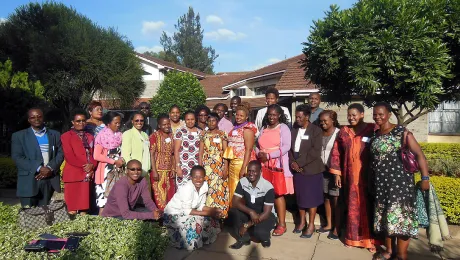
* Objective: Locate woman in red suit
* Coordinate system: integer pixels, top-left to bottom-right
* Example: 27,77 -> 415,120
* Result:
61,110 -> 97,215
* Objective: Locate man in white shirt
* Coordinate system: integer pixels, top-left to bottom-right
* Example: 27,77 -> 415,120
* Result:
255,87 -> 291,129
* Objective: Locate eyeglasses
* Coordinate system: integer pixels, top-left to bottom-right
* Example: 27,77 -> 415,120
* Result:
140,107 -> 150,109
128,168 -> 142,171
73,120 -> 86,123
134,119 -> 144,122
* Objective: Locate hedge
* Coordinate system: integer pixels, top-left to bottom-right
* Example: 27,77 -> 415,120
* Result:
0,157 -> 16,188
0,203 -> 169,259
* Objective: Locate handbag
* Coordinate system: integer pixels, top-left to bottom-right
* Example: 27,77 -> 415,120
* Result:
262,150 -> 287,196
104,165 -> 125,197
18,200 -> 70,230
401,130 -> 419,173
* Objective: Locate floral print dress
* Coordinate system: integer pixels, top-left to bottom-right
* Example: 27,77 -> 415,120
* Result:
370,125 -> 418,238
174,127 -> 202,189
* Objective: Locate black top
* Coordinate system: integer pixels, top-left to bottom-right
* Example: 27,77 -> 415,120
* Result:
234,177 -> 275,214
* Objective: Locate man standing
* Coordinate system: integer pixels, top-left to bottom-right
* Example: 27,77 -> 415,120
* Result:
308,93 -> 323,124
139,102 -> 157,135
229,96 -> 241,124
11,108 -> 64,207
213,103 -> 233,134
255,87 -> 291,129
229,160 -> 276,249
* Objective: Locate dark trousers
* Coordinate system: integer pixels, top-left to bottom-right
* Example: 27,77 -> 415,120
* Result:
229,207 -> 276,242
19,179 -> 54,207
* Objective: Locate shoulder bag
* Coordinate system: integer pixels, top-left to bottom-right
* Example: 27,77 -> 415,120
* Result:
18,200 -> 70,230
401,130 -> 419,173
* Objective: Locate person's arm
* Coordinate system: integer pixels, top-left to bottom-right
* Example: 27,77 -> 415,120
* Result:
239,129 -> 255,178
47,132 -> 64,172
115,183 -> 155,220
303,127 -> 323,165
406,131 -> 430,190
222,138 -> 228,179
11,132 -> 42,173
121,131 -> 133,162
258,188 -> 275,222
283,107 -> 292,126
198,134 -> 204,165
329,133 -> 343,188
140,179 -> 159,212
61,134 -> 86,167
93,144 -> 116,164
255,109 -> 263,130
150,135 -> 159,181
174,139 -> 182,177
268,124 -> 291,159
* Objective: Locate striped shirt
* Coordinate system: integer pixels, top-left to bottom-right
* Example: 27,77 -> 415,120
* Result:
32,127 -> 50,167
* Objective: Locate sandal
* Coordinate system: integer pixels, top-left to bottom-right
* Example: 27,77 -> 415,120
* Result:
292,225 -> 305,234
327,233 -> 339,240
272,225 -> 287,236
368,246 -> 377,254
316,227 -> 332,233
372,252 -> 391,260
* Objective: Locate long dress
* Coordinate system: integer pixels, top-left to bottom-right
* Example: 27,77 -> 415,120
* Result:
370,125 -> 418,238
329,123 -> 376,249
174,126 -> 202,189
223,122 -> 258,206
150,131 -> 175,211
200,130 -> 229,218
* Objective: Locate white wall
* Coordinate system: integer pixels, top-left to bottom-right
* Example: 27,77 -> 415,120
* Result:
140,61 -> 162,81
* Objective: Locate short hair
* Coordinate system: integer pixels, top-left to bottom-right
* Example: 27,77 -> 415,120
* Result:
213,103 -> 228,112
170,104 -> 180,112
138,102 -> 150,108
247,160 -> 262,171
319,110 -> 340,127
183,110 -> 196,118
125,112 -> 145,129
208,112 -> 219,120
235,102 -> 251,117
295,104 -> 311,117
102,111 -> 121,125
195,105 -> 211,116
348,103 -> 365,113
262,104 -> 288,127
127,159 -> 141,168
157,113 -> 170,123
309,93 -> 321,100
27,107 -> 43,116
374,101 -> 393,113
265,87 -> 279,98
87,101 -> 102,113
190,165 -> 206,177
231,96 -> 242,102
70,109 -> 87,120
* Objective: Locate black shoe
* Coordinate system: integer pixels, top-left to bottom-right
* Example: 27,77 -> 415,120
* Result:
229,240 -> 250,249
261,240 -> 271,248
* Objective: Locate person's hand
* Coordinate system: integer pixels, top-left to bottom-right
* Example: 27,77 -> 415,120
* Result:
36,167 -> 52,180
222,167 -> 228,180
420,180 -> 430,191
248,210 -> 260,224
176,166 -> 183,178
334,175 -> 342,188
238,168 -> 245,179
239,225 -> 248,237
153,209 -> 163,220
152,171 -> 159,182
86,171 -> 94,181
291,162 -> 301,173
258,152 -> 268,163
114,159 -> 124,168
83,163 -> 93,173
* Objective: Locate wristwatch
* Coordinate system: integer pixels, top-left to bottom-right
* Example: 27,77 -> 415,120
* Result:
243,222 -> 250,228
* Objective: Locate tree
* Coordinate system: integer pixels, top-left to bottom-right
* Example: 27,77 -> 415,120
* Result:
160,7 -> 218,74
303,0 -> 460,126
143,51 -> 168,60
0,2 -> 145,130
150,71 -> 206,117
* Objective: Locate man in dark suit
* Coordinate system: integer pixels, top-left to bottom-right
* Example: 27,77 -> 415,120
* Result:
11,108 -> 64,207
139,102 -> 157,135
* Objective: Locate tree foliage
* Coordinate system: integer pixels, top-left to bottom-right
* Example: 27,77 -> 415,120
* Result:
303,0 -> 460,126
150,71 -> 206,117
0,2 -> 145,129
143,51 -> 168,60
160,7 -> 218,74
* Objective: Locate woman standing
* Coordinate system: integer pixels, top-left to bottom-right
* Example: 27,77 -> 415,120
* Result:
150,114 -> 175,211
170,105 -> 185,135
370,102 -> 429,260
121,112 -> 150,175
94,111 -> 124,213
289,104 -> 324,238
86,101 -> 105,136
256,104 -> 293,236
61,110 -> 97,215
198,113 -> 229,218
317,110 -> 341,239
195,105 -> 211,131
174,111 -> 201,189
329,103 -> 376,251
223,102 -> 257,206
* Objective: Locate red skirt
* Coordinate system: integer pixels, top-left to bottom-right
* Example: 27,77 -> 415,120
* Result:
64,181 -> 90,211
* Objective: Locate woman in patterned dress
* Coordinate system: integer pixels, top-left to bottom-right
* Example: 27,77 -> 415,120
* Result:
150,114 -> 175,211
94,111 -> 124,214
198,112 -> 229,218
370,102 -> 430,260
174,111 -> 202,189
329,103 -> 376,251
223,102 -> 257,206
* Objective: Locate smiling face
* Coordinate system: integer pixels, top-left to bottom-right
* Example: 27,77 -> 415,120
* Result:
139,103 -> 150,117
108,116 -> 122,132
158,117 -> 171,134
126,160 -> 142,183
169,107 -> 180,123
235,109 -> 248,125
191,169 -> 206,189
90,106 -> 103,120
28,109 -> 44,129
308,93 -> 321,109
214,105 -> 226,120
267,107 -> 280,126
72,114 -> 87,131
184,113 -> 196,129
295,111 -> 309,128
319,113 -> 333,132
197,109 -> 209,124
247,164 -> 261,183
373,106 -> 391,126
347,108 -> 364,126
132,113 -> 144,131
265,93 -> 278,106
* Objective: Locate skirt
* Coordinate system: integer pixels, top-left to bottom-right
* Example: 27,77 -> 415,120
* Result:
151,170 -> 175,211
64,181 -> 90,211
228,158 -> 244,207
294,173 -> 324,208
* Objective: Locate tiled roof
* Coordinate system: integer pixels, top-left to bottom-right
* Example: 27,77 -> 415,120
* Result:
275,60 -> 317,91
136,52 -> 207,78
200,72 -> 247,98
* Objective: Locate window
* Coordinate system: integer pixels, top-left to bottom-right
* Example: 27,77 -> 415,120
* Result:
254,85 -> 275,96
429,101 -> 460,134
234,88 -> 246,97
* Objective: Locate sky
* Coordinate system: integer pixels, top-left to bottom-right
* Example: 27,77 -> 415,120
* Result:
1,0 -> 357,73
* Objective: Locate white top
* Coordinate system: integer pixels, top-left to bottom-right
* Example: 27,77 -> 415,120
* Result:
321,128 -> 340,166
164,180 -> 208,215
255,106 -> 291,130
294,128 -> 307,152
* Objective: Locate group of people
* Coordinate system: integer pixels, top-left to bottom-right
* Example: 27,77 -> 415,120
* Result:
11,87 -> 430,260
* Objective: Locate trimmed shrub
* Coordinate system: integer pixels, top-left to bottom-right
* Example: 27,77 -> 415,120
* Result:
0,203 -> 169,259
415,174 -> 460,224
0,157 -> 17,188
420,143 -> 460,178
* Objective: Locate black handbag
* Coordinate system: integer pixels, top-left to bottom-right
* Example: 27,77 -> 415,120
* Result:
18,200 -> 70,230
